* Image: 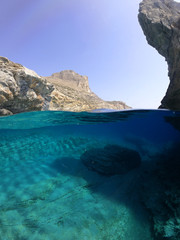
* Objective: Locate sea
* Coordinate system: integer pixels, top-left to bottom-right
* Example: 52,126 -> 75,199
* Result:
0,109 -> 179,240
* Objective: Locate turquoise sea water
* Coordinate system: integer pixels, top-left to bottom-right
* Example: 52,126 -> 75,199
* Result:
0,109 -> 179,240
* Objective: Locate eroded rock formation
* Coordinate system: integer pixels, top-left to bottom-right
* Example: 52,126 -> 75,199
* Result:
0,57 -> 129,115
45,70 -> 129,112
138,0 -> 180,110
0,57 -> 54,115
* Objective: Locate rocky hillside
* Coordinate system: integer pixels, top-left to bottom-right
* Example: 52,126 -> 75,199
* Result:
45,70 -> 129,112
138,0 -> 180,110
0,57 -> 129,116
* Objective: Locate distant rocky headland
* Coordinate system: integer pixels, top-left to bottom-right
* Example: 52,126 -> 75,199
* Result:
139,0 -> 180,110
0,57 -> 129,116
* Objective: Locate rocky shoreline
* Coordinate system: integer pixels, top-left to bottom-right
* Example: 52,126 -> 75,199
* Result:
138,0 -> 180,110
0,57 -> 129,116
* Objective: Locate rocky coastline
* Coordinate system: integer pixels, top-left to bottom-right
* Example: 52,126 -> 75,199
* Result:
138,1 -> 180,239
138,0 -> 180,110
0,57 -> 129,116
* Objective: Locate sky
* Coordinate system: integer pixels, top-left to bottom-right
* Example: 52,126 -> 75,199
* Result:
1,0 -> 179,109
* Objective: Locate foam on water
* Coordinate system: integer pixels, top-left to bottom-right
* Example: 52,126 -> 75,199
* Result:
0,109 -> 179,240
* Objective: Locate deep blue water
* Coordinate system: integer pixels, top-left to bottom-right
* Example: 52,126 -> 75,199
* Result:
0,109 -> 179,240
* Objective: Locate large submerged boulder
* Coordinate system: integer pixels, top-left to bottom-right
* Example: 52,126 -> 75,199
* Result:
81,144 -> 141,176
138,0 -> 180,110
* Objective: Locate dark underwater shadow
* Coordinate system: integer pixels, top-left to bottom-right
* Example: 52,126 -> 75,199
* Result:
49,154 -> 154,236
49,142 -> 180,240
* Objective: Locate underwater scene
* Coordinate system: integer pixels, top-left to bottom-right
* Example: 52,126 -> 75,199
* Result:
0,109 -> 179,240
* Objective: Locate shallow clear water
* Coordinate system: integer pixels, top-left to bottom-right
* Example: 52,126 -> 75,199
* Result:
0,109 -> 179,240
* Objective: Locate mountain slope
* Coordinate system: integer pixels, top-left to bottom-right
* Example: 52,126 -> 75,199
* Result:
0,57 -> 129,115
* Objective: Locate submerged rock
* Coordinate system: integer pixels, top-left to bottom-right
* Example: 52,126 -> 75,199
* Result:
81,144 -> 141,176
141,143 -> 180,240
138,0 -> 180,110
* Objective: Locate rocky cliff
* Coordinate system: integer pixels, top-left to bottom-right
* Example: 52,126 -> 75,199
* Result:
46,70 -> 91,93
0,57 -> 54,115
138,0 -> 180,110
0,57 -> 129,115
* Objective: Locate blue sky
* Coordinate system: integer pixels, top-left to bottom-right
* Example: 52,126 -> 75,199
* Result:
1,0 -> 178,109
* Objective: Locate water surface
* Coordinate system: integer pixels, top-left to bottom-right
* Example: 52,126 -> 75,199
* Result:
0,109 -> 179,240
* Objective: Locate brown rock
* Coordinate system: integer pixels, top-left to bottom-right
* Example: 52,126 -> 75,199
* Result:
0,57 -> 130,114
46,70 -> 130,112
0,108 -> 13,116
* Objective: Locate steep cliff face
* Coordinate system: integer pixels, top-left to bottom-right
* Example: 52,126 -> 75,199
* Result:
0,57 -> 129,115
46,70 -> 91,93
45,70 -> 129,112
138,0 -> 180,110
